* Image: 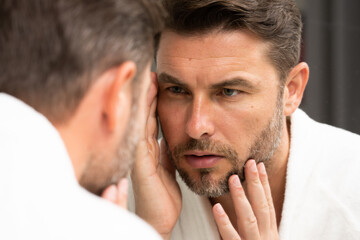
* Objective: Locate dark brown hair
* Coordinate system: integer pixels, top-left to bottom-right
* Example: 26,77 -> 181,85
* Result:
0,0 -> 165,122
162,0 -> 302,82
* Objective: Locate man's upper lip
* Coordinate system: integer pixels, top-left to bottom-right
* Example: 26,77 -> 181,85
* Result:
184,151 -> 223,157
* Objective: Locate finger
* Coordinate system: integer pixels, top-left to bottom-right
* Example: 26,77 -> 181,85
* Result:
116,178 -> 129,209
159,139 -> 175,177
131,139 -> 155,183
151,72 -> 158,86
147,72 -> 158,109
145,73 -> 159,140
146,137 -> 160,170
229,174 -> 260,239
244,160 -> 270,236
257,162 -> 277,230
153,137 -> 160,163
146,97 -> 158,139
101,184 -> 117,203
213,203 -> 241,240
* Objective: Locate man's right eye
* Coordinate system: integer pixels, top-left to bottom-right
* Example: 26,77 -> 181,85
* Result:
167,86 -> 186,94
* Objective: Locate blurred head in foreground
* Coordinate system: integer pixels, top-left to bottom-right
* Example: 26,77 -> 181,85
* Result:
0,0 -> 165,195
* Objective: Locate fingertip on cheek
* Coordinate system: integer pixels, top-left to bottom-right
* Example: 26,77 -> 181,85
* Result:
248,159 -> 258,174
229,174 -> 242,188
257,162 -> 267,176
151,72 -> 157,82
245,159 -> 261,181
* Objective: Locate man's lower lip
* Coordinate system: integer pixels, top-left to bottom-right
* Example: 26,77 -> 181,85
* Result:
185,155 -> 222,169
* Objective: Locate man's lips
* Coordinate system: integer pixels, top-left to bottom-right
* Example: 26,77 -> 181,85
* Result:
184,151 -> 223,169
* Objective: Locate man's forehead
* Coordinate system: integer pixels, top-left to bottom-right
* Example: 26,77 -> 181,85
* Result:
156,30 -> 276,86
157,56 -> 255,71
157,30 -> 269,61
156,31 -> 274,81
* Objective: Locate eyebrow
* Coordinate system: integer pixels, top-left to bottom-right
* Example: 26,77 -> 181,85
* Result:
157,73 -> 258,91
210,78 -> 258,91
157,73 -> 190,88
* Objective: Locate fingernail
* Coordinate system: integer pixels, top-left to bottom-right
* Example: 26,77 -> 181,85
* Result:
232,175 -> 241,187
258,162 -> 266,175
214,203 -> 225,215
250,160 -> 257,173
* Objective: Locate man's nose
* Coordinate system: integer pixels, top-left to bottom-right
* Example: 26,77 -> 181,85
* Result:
185,96 -> 215,139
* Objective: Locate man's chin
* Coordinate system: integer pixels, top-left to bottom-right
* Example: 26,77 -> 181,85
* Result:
177,168 -> 231,198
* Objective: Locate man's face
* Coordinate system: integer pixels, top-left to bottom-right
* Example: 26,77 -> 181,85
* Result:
80,64 -> 151,195
157,31 -> 285,197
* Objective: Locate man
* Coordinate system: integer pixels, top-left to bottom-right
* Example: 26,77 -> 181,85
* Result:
0,0 -> 164,239
129,0 -> 360,239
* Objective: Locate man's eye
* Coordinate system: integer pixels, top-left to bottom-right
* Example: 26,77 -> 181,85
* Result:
168,86 -> 186,94
222,88 -> 240,97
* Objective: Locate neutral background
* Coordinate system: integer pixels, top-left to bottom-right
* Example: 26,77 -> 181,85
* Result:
296,0 -> 360,134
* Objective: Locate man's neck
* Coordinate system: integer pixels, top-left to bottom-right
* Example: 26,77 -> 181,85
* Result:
209,117 -> 291,228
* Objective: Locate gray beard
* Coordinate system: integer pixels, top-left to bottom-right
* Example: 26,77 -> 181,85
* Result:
167,94 -> 284,198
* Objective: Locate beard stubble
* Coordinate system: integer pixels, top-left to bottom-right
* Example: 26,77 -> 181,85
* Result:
167,92 -> 284,198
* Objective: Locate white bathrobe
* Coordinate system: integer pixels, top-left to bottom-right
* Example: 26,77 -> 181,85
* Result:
129,109 -> 360,240
0,93 -> 161,240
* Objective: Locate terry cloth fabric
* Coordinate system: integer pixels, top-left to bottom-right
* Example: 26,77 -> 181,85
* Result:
0,93 -> 161,240
128,108 -> 360,240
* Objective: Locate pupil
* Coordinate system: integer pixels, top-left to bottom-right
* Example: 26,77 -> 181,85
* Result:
224,89 -> 233,96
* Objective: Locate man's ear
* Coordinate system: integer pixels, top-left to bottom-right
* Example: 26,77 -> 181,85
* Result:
105,61 -> 136,132
283,62 -> 309,116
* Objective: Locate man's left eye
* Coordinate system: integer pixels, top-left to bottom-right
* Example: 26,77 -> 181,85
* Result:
222,88 -> 240,97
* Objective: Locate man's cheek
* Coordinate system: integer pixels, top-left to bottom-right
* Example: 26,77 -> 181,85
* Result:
159,111 -> 182,134
158,114 -> 175,144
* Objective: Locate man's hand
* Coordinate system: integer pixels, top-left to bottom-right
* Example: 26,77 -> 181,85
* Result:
212,160 -> 279,240
102,178 -> 129,209
131,73 -> 182,240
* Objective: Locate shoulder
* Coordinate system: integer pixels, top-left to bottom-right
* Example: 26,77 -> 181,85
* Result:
291,108 -> 360,198
281,109 -> 360,239
0,184 -> 161,240
73,188 -> 162,240
292,109 -> 360,157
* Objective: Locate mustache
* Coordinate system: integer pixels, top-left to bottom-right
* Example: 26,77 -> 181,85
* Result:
173,138 -> 239,164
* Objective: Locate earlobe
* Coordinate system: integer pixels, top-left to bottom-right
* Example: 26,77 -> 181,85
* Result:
105,61 -> 136,132
283,62 -> 309,116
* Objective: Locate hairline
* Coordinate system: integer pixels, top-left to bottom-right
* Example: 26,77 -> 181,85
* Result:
156,27 -> 287,85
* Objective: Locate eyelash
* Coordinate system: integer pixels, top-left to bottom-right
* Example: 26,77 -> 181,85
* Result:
167,86 -> 187,94
165,86 -> 243,98
220,88 -> 243,97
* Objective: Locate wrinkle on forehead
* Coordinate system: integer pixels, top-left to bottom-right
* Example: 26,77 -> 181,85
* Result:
158,30 -> 270,60
157,30 -> 277,87
158,56 -> 259,69
158,57 -> 264,84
